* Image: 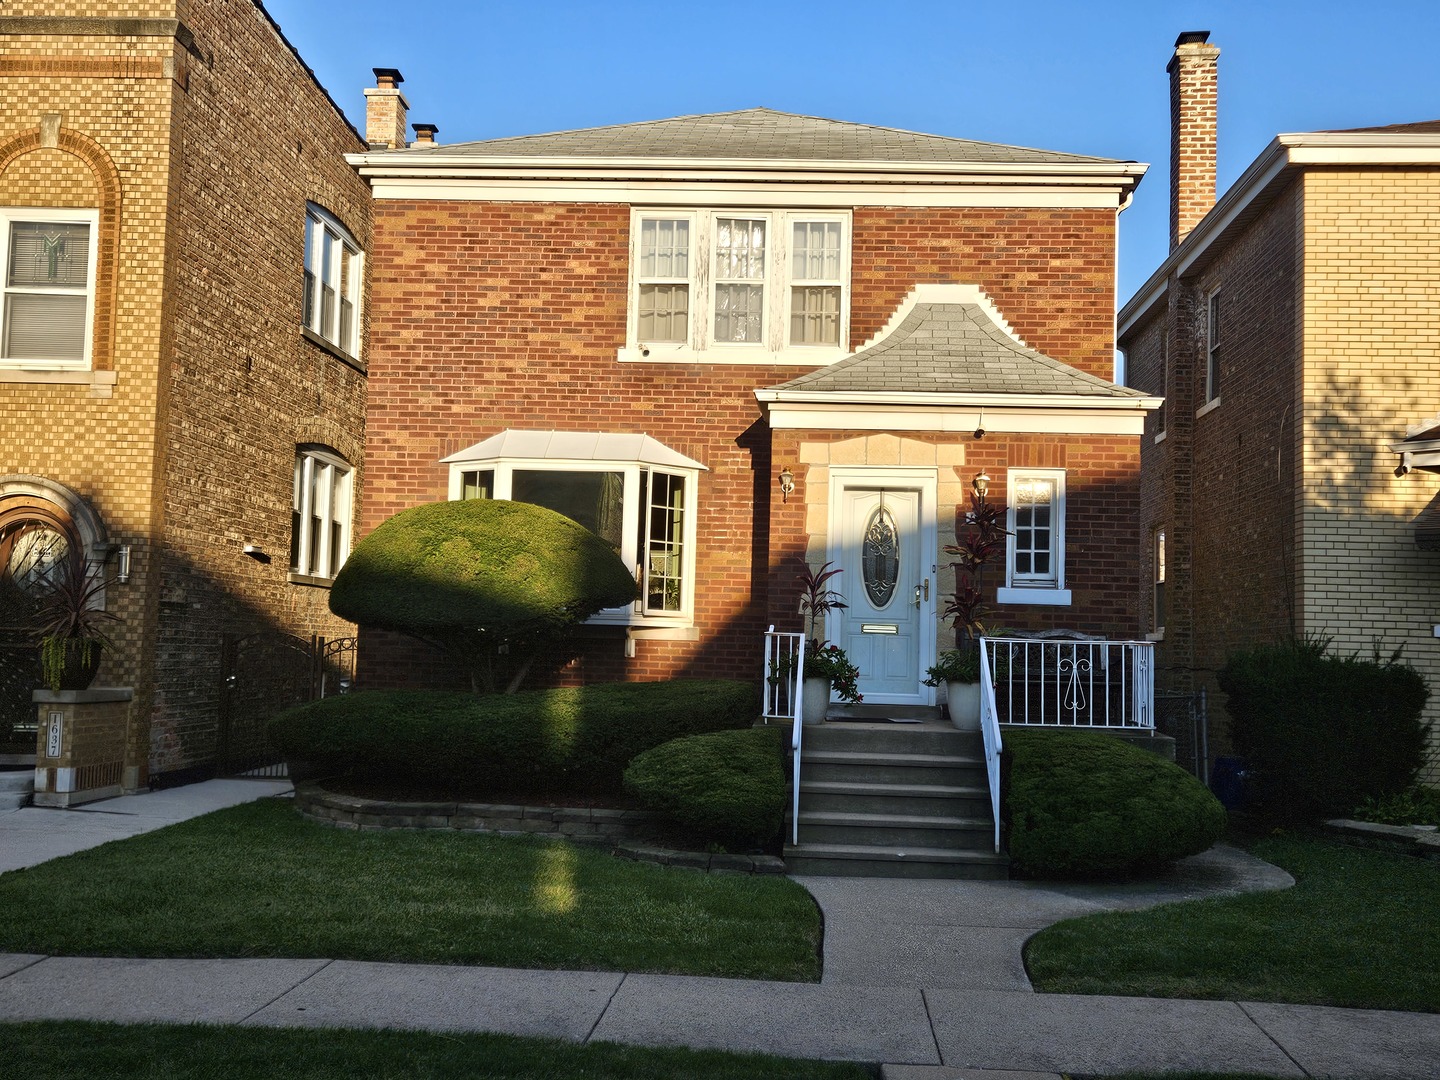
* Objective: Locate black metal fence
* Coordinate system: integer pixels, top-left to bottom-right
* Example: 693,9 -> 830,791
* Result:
0,633 -> 40,755
1154,687 -> 1209,783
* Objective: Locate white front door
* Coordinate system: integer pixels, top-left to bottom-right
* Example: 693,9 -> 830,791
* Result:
834,483 -> 934,705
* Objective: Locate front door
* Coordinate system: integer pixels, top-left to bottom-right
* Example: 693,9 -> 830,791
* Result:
834,484 -> 933,705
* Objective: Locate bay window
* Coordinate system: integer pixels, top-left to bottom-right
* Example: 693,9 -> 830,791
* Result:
445,431 -> 705,625
624,209 -> 850,362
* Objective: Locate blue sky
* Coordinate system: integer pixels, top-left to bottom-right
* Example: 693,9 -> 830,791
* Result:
264,0 -> 1440,303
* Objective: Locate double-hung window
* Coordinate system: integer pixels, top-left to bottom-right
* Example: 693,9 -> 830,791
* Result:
290,447 -> 353,582
1153,526 -> 1166,633
998,469 -> 1071,606
302,204 -> 363,359
625,209 -> 850,362
0,209 -> 98,369
1205,291 -> 1222,405
444,431 -> 704,626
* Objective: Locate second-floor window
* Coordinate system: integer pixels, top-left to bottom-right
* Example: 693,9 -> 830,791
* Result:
0,210 -> 97,369
626,209 -> 850,362
303,204 -> 363,359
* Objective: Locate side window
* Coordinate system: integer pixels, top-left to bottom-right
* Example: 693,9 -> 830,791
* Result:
303,204 -> 363,359
0,211 -> 98,369
1205,291 -> 1222,404
290,447 -> 353,582
1153,526 -> 1166,633
998,469 -> 1070,606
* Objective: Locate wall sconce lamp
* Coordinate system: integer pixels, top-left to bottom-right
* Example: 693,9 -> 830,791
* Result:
243,544 -> 271,564
115,544 -> 131,584
972,471 -> 991,500
778,466 -> 795,504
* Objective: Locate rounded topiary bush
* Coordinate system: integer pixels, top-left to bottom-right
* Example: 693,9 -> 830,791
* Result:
269,679 -> 758,797
1005,729 -> 1227,879
624,726 -> 786,849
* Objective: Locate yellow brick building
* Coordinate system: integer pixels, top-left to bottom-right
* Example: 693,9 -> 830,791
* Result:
1120,33 -> 1440,780
0,2 -> 370,799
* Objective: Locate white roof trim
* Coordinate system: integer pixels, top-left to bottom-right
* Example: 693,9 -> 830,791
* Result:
754,389 -> 1160,410
762,401 -> 1151,436
441,430 -> 708,471
850,283 -> 1028,352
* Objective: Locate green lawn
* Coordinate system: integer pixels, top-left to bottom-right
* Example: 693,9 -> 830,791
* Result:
1026,834 -> 1440,1012
0,798 -> 820,982
0,1021 -> 873,1080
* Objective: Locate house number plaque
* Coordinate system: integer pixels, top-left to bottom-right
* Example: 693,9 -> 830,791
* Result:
46,711 -> 63,758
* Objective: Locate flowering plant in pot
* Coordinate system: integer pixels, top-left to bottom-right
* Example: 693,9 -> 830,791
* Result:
936,485 -> 1008,726
34,546 -> 119,692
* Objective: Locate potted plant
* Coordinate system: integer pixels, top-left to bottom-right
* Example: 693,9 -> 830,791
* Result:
34,546 -> 119,693
936,485 -> 1008,729
790,560 -> 863,723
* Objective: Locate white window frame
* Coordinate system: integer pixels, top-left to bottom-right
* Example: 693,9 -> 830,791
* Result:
291,446 -> 353,583
1152,525 -> 1167,635
621,208 -> 851,365
997,468 -> 1071,607
0,207 -> 99,370
447,457 -> 701,628
303,203 -> 363,359
1204,289 -> 1222,406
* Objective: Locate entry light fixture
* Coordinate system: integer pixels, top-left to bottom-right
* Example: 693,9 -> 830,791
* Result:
115,544 -> 131,584
972,471 -> 991,500
778,466 -> 795,504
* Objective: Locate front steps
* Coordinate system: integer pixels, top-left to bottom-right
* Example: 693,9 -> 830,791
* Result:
784,720 -> 1008,879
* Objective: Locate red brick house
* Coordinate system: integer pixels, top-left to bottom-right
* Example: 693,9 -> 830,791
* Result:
350,90 -> 1158,714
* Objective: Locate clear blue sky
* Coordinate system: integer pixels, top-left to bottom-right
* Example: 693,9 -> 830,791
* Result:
263,0 -> 1440,304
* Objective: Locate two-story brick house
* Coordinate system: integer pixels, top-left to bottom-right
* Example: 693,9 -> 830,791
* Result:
1119,32 -> 1440,777
351,92 -> 1158,713
0,2 -> 370,802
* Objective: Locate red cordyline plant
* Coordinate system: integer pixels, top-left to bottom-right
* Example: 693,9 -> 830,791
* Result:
787,559 -> 862,703
940,489 -> 1009,658
34,545 -> 119,692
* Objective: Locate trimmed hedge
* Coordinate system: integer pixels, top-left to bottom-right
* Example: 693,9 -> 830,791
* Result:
1005,729 -> 1227,880
624,726 -> 786,849
1218,639 -> 1431,821
268,680 -> 757,796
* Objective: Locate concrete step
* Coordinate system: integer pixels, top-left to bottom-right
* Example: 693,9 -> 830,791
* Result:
801,749 -> 985,787
799,779 -> 991,817
0,767 -> 33,811
795,809 -> 994,850
802,722 -> 979,757
783,841 -> 1009,879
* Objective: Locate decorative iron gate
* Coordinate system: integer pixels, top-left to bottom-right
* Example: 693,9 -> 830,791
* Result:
216,633 -> 357,778
0,633 -> 40,755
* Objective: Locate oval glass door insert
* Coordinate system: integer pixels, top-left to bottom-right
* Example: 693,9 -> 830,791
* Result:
862,506 -> 899,607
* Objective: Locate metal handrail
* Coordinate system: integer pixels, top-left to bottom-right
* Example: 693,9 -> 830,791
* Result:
978,636 -> 1004,854
762,627 -> 806,846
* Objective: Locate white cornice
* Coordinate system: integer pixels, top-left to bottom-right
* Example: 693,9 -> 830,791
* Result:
758,399 -> 1154,435
1119,130 -> 1440,338
754,389 -> 1160,409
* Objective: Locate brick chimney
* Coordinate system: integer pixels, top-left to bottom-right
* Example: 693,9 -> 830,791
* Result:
365,67 -> 409,150
1167,31 -> 1220,249
411,123 -> 439,148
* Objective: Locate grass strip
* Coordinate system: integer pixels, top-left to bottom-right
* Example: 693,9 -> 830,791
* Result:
0,799 -> 819,982
1025,834 -> 1440,1012
0,1020 -> 873,1079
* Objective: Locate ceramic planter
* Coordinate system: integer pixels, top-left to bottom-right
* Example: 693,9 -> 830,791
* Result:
946,680 -> 981,731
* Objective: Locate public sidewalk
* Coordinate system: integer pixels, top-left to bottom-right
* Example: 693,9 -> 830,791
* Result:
3,781 -> 1439,1078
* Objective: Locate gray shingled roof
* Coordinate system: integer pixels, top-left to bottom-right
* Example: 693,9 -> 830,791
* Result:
408,108 -> 1122,165
772,302 -> 1146,399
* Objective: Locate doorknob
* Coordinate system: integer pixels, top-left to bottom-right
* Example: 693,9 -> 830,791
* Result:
914,578 -> 930,606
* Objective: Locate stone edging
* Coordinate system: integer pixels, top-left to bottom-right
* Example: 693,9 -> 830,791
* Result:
1324,818 -> 1440,861
293,782 -> 787,875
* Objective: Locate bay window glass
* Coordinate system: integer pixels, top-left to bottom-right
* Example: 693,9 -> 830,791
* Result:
0,212 -> 96,367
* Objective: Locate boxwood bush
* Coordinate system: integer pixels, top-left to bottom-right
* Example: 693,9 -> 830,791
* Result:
269,679 -> 757,796
1218,638 -> 1430,821
624,726 -> 786,849
1005,729 -> 1227,879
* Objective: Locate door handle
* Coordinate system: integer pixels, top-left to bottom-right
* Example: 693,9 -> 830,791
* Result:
914,578 -> 930,607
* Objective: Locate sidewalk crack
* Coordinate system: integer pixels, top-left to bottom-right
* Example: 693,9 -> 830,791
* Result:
920,988 -> 944,1066
238,958 -> 335,1025
1236,1000 -> 1312,1078
584,971 -> 627,1043
0,954 -> 50,981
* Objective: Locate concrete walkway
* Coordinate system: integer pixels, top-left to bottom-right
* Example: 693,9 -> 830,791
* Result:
3,781 -> 1439,1079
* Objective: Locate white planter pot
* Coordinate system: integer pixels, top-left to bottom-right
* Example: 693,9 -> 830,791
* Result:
801,676 -> 831,725
946,680 -> 981,731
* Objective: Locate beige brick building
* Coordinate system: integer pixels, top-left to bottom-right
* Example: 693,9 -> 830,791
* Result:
0,3 -> 370,797
1120,32 -> 1440,777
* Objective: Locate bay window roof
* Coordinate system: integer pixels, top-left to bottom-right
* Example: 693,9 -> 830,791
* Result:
441,430 -> 707,472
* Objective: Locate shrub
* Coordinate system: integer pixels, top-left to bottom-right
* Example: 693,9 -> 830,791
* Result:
1218,638 -> 1431,821
330,500 -> 637,692
1005,729 -> 1227,879
624,726 -> 786,849
1352,786 -> 1440,828
269,679 -> 757,796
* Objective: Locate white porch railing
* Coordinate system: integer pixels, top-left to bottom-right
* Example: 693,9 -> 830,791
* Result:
983,635 -> 1156,730
978,637 -> 1003,854
763,627 -> 806,846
